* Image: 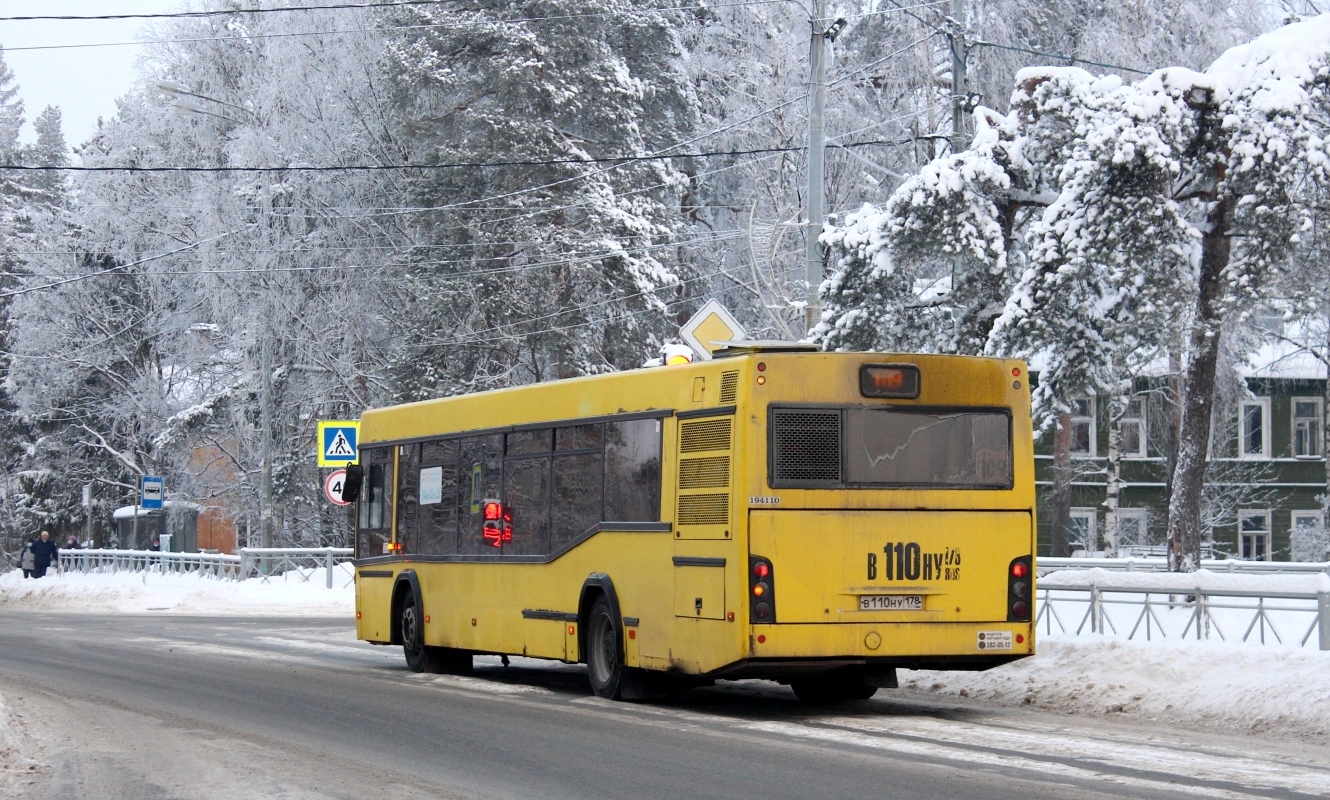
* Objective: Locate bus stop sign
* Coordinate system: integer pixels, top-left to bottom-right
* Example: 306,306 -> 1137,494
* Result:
140,475 -> 164,510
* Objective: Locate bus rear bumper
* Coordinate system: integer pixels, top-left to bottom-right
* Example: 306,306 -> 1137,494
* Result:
720,621 -> 1032,678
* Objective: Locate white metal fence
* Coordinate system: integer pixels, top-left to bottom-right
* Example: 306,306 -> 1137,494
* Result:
59,547 -> 354,589
1036,571 -> 1330,651
1038,556 -> 1330,576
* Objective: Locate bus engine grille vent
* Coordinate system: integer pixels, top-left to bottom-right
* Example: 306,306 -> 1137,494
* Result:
680,419 -> 731,453
679,456 -> 730,489
678,493 -> 730,525
771,409 -> 842,483
719,371 -> 739,404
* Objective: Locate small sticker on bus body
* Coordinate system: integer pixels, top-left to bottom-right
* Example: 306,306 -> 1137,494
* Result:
749,496 -> 780,505
977,630 -> 1013,650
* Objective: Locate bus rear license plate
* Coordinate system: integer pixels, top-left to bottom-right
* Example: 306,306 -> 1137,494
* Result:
859,595 -> 922,611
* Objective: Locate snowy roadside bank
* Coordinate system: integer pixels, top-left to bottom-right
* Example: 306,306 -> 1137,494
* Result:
904,635 -> 1330,740
0,567 -> 353,616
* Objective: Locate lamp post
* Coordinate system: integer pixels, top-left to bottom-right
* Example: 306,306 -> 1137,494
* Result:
156,81 -> 273,548
156,81 -> 256,122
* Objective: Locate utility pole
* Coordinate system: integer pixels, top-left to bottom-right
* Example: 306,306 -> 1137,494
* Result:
804,0 -> 829,337
949,0 -> 969,153
82,483 -> 92,546
259,333 -> 274,550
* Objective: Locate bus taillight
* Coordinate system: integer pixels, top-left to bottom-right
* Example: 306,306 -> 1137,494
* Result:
1007,556 -> 1032,622
750,556 -> 776,623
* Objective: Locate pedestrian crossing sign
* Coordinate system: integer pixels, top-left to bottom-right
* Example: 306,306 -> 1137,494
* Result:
317,421 -> 359,467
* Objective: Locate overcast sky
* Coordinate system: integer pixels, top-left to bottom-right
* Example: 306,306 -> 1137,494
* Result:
0,0 -> 180,146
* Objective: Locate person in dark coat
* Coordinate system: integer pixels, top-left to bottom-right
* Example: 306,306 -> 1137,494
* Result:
29,530 -> 58,579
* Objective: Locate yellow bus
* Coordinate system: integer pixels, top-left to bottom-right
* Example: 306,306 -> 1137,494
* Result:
348,345 -> 1035,702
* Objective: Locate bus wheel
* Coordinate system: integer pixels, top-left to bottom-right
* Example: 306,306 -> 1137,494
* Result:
401,595 -> 438,673
790,674 -> 878,703
586,596 -> 624,699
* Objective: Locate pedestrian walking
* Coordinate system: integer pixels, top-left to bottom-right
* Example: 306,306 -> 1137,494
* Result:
29,530 -> 58,579
19,542 -> 35,578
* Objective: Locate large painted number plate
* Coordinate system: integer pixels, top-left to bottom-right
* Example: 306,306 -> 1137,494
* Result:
859,595 -> 922,611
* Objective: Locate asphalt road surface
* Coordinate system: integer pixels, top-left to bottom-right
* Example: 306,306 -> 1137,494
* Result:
0,613 -> 1327,800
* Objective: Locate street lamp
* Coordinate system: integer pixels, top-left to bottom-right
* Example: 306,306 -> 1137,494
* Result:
156,81 -> 256,122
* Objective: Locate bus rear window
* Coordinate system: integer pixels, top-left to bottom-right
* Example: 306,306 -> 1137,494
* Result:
770,406 -> 1012,489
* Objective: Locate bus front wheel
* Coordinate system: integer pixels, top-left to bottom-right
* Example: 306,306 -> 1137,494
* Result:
400,595 -> 434,673
586,596 -> 625,699
400,595 -> 471,674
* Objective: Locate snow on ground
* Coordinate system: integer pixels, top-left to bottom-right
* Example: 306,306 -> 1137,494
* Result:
904,634 -> 1330,739
0,691 -> 37,794
0,566 -> 353,616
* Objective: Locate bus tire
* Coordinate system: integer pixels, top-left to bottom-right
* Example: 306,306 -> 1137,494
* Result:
585,595 -> 625,699
790,674 -> 878,703
401,594 -> 440,673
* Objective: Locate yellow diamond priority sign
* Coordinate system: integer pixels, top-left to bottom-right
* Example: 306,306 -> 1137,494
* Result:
679,300 -> 747,360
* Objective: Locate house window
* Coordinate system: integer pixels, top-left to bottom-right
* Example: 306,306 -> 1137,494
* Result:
1119,397 -> 1147,459
1068,508 -> 1097,554
1069,397 -> 1096,457
1292,398 -> 1323,458
1238,398 -> 1270,459
1253,307 -> 1285,336
1290,511 -> 1326,562
1116,508 -> 1148,550
1238,510 -> 1272,561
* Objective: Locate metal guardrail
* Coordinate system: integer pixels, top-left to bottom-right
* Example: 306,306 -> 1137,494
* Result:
1038,557 -> 1330,576
1035,576 -> 1330,651
59,547 -> 353,589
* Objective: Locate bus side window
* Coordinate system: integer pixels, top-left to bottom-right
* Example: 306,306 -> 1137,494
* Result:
504,441 -> 551,556
419,439 -> 461,555
605,418 -> 662,522
396,443 -> 420,554
458,434 -> 503,555
356,447 -> 392,558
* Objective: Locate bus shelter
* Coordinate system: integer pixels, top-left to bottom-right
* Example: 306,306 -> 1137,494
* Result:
112,501 -> 200,552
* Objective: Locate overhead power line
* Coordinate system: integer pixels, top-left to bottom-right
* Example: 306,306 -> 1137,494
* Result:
970,40 -> 1151,76
0,1 -> 570,22
2,139 -> 922,174
0,0 -> 785,24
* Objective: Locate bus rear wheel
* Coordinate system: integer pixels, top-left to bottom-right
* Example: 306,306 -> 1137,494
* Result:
586,596 -> 624,699
790,673 -> 878,703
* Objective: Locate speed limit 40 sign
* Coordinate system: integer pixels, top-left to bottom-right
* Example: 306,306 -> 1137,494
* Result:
324,469 -> 351,506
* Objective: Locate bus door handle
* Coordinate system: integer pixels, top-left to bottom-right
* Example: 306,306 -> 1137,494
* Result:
695,597 -> 703,615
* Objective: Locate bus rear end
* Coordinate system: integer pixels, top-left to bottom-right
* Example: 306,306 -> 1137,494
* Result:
732,352 -> 1034,699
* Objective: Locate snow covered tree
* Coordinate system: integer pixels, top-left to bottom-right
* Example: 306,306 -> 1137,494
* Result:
381,1 -> 701,396
816,15 -> 1330,567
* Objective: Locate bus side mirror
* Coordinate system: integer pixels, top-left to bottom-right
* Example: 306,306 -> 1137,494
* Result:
341,464 -> 364,503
